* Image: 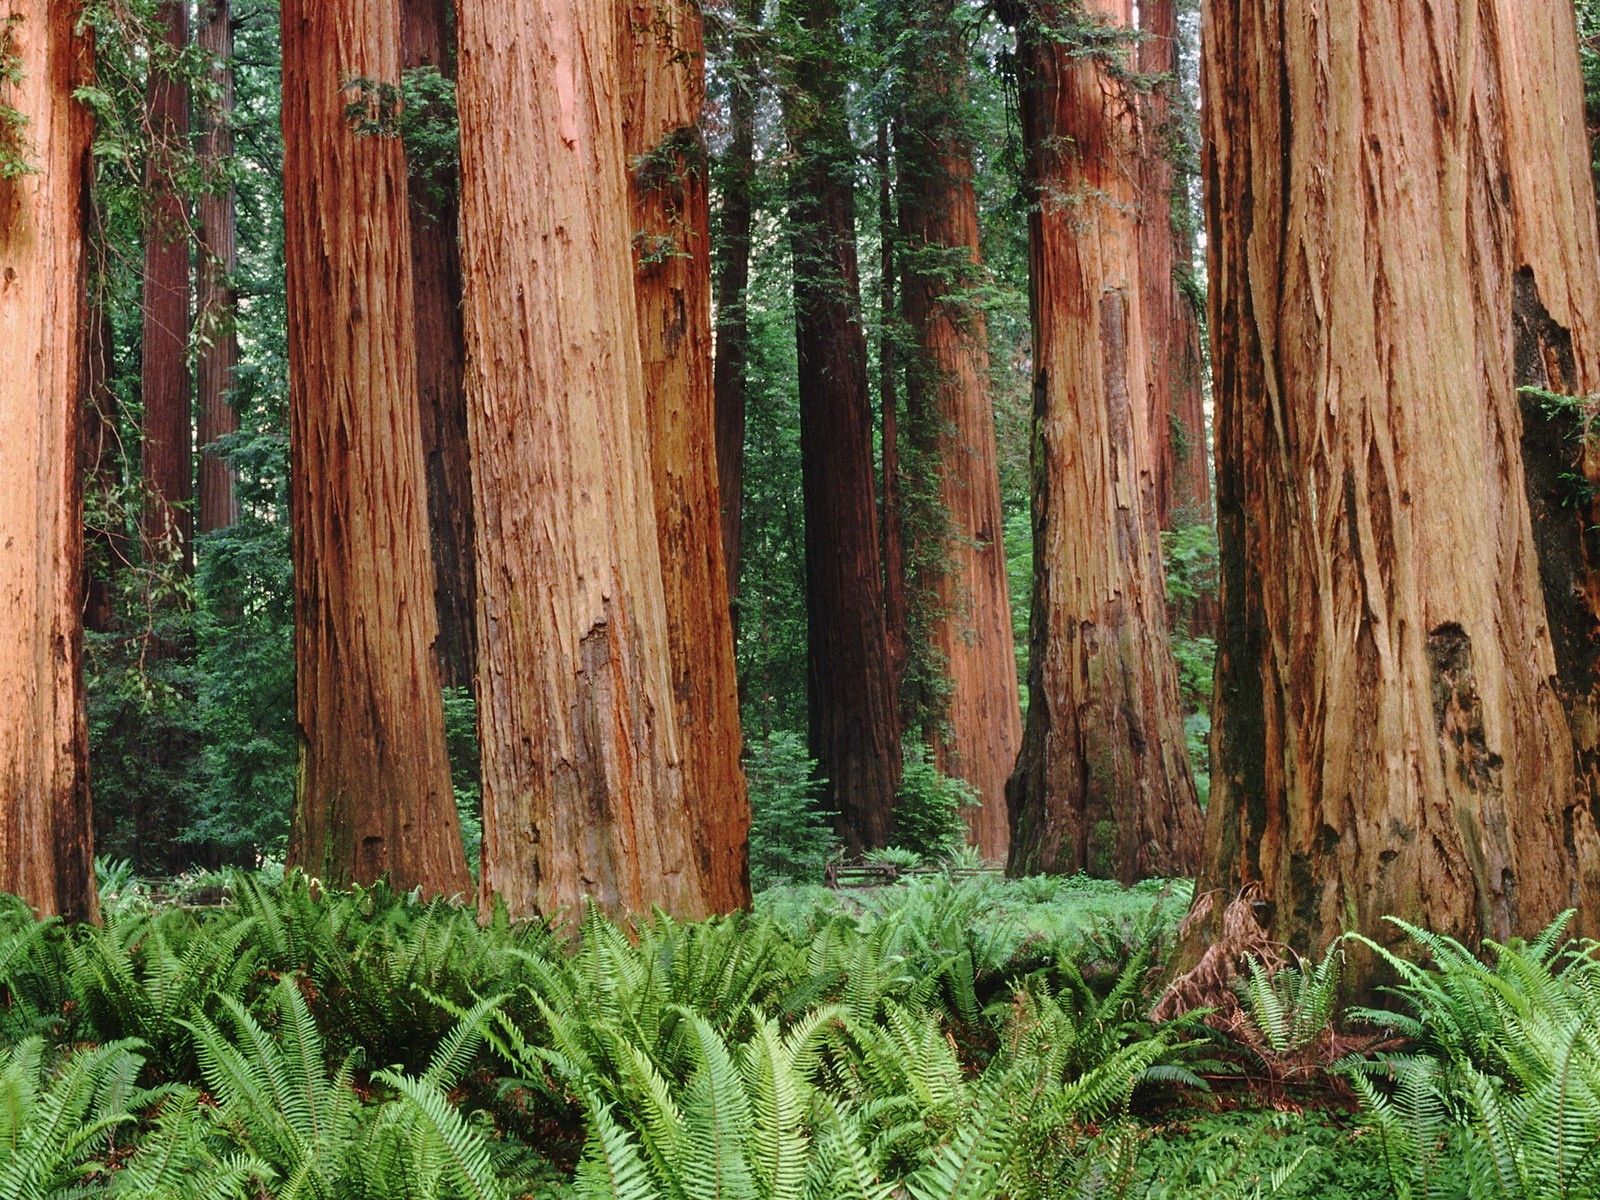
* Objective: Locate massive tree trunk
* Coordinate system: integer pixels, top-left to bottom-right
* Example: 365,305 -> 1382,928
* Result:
1135,0 -> 1210,532
195,0 -> 238,535
620,0 -> 751,912
0,2 -> 98,922
400,0 -> 476,692
712,0 -> 761,617
140,0 -> 193,570
1190,0 -> 1600,974
1002,0 -> 1201,883
456,0 -> 723,919
281,0 -> 469,898
779,0 -> 902,853
895,0 -> 1022,862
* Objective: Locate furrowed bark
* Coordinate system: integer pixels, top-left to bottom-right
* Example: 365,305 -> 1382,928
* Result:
712,0 -> 761,619
281,0 -> 469,898
140,0 -> 192,571
1188,0 -> 1600,979
779,0 -> 902,853
1002,0 -> 1201,883
401,0 -> 476,692
621,0 -> 752,912
196,0 -> 239,535
895,0 -> 1022,862
457,0 -> 720,919
0,2 -> 98,922
1135,0 -> 1210,533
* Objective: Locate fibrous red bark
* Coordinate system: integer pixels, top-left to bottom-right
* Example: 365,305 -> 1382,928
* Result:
281,0 -> 470,897
0,2 -> 99,922
1002,0 -> 1202,883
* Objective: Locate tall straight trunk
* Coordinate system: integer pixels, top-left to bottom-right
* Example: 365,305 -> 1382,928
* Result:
281,0 -> 469,897
1002,0 -> 1201,883
457,0 -> 723,919
779,0 -> 902,853
712,0 -> 761,616
400,0 -> 476,692
620,0 -> 752,912
1190,0 -> 1600,974
140,0 -> 192,570
0,2 -> 98,922
895,0 -> 1022,862
195,0 -> 238,534
878,117 -> 909,705
83,281 -> 123,633
1136,0 -> 1209,532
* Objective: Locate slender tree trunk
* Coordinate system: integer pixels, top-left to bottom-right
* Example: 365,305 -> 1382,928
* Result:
457,0 -> 723,919
620,0 -> 752,912
400,0 -> 476,693
1136,0 -> 1210,533
195,0 -> 238,535
140,0 -> 192,571
83,282 -> 123,633
779,0 -> 902,853
712,0 -> 761,620
878,117 -> 909,707
895,0 -> 1022,862
1001,0 -> 1201,883
0,2 -> 98,922
1187,0 -> 1600,976
281,0 -> 469,897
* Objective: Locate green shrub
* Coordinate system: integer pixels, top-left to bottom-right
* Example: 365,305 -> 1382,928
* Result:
892,745 -> 972,864
745,731 -> 838,889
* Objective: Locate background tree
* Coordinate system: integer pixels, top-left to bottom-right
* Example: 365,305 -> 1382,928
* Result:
196,0 -> 238,535
457,0 -> 723,919
1001,0 -> 1201,883
0,1 -> 99,921
280,0 -> 469,896
778,0 -> 902,852
893,0 -> 1022,861
140,0 -> 192,573
1189,0 -> 1600,979
621,0 -> 752,910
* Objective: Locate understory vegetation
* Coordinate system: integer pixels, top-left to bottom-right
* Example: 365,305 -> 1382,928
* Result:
3,869 -> 1596,1199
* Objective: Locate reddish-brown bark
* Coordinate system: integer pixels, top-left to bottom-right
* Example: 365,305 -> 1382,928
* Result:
895,0 -> 1022,862
196,0 -> 239,535
779,0 -> 902,852
457,0 -> 724,919
878,118 -> 909,706
400,0 -> 476,693
1002,0 -> 1201,883
620,0 -> 752,912
1136,0 -> 1210,533
1189,0 -> 1600,977
712,0 -> 761,612
140,0 -> 192,571
281,0 -> 470,897
0,2 -> 99,922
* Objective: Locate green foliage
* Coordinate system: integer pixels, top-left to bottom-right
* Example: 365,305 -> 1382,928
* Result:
0,13 -> 31,179
891,746 -> 972,864
746,732 -> 839,890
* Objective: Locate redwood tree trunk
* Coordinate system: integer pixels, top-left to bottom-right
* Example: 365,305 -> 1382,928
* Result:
0,2 -> 98,922
620,0 -> 752,912
195,0 -> 239,535
1002,0 -> 1201,883
457,0 -> 724,919
281,0 -> 470,897
1136,0 -> 1210,532
712,0 -> 761,615
878,117 -> 910,709
779,0 -> 902,853
83,283 -> 123,633
1189,0 -> 1600,974
401,0 -> 476,692
140,0 -> 193,570
895,0 -> 1022,862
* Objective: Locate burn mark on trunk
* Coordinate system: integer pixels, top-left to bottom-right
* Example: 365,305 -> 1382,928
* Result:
1428,623 -> 1504,793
